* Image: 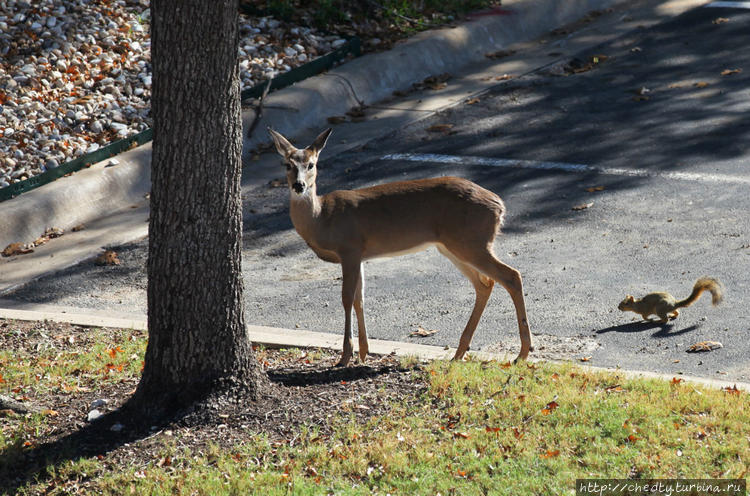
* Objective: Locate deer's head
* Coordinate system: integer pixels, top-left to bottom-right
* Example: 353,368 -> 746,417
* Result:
268,128 -> 332,196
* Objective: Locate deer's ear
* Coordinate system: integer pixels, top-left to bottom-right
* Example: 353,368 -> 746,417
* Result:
267,128 -> 296,157
309,128 -> 332,154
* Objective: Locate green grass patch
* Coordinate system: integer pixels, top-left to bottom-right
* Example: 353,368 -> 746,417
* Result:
2,323 -> 748,495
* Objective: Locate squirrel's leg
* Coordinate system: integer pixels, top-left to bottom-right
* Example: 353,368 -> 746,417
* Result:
657,312 -> 670,324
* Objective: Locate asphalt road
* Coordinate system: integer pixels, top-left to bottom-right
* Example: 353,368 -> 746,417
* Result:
7,3 -> 750,381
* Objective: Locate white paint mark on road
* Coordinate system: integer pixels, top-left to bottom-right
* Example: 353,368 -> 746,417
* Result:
705,1 -> 750,8
381,153 -> 750,185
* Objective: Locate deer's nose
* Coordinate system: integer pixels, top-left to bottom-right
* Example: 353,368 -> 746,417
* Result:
292,182 -> 305,194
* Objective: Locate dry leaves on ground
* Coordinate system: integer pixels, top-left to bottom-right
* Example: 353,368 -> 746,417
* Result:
686,341 -> 723,353
572,202 -> 594,211
410,326 -> 438,337
95,250 -> 121,266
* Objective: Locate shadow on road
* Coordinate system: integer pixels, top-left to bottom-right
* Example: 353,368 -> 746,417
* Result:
596,321 -> 699,338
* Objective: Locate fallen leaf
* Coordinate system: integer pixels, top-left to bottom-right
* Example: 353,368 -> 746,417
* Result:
540,449 -> 560,458
95,250 -> 121,266
327,115 -> 348,124
44,227 -> 64,238
426,124 -> 454,133
485,49 -> 516,59
721,68 -> 742,76
723,385 -> 741,395
671,377 -> 684,385
2,242 -> 34,257
563,55 -> 609,74
465,98 -> 480,105
541,401 -> 559,415
584,186 -> 605,192
413,73 -> 452,91
346,105 -> 367,119
579,356 -> 591,362
694,82 -> 710,88
606,385 -> 625,393
485,426 -> 501,433
494,74 -> 513,81
626,434 -> 639,443
686,341 -> 723,353
712,17 -> 729,24
453,431 -> 470,439
572,202 -> 594,211
410,326 -> 438,337
33,236 -> 50,247
42,409 -> 59,416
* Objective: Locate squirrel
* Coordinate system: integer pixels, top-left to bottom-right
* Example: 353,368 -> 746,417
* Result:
618,277 -> 723,324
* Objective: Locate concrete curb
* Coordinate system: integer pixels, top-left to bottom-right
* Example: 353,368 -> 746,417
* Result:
1,304 -> 747,394
242,0 -> 622,153
0,0 -> 619,250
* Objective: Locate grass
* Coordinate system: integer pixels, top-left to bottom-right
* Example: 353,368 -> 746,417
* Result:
0,326 -> 146,395
1,322 -> 748,495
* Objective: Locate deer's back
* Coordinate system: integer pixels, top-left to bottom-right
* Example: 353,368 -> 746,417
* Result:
320,177 -> 504,259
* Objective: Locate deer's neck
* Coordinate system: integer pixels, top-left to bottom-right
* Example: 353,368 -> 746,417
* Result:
289,187 -> 323,243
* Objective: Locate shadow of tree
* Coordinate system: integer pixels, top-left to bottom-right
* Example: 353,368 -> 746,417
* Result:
0,363 -> 408,493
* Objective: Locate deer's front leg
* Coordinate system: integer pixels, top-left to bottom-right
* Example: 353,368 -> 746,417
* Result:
336,259 -> 361,367
353,264 -> 368,362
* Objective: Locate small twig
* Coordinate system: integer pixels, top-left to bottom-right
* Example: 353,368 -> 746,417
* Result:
246,78 -> 273,139
321,73 -> 366,108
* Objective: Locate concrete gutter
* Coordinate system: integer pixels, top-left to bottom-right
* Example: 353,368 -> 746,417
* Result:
244,0 -> 623,152
0,0 -> 620,251
0,303 -> 746,393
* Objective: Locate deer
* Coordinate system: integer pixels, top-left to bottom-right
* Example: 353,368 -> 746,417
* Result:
267,128 -> 533,367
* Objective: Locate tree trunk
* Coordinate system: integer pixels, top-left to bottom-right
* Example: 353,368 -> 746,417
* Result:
129,0 -> 265,417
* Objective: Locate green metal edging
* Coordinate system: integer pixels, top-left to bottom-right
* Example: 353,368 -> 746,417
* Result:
0,129 -> 153,203
240,36 -> 361,101
0,36 -> 361,203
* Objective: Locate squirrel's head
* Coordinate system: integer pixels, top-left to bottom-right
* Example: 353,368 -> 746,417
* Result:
618,295 -> 635,311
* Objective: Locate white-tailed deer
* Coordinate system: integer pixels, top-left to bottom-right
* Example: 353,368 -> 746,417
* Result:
268,128 -> 533,366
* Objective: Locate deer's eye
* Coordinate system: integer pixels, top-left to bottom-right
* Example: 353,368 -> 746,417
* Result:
285,163 -> 292,171
307,163 -> 314,170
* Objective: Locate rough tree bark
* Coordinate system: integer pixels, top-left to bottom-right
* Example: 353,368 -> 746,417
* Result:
129,0 -> 266,417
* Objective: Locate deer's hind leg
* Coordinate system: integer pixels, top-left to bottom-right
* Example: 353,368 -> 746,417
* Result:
445,242 -> 533,363
437,245 -> 495,361
353,264 -> 368,362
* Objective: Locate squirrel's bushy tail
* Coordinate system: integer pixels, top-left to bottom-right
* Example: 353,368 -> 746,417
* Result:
676,277 -> 723,308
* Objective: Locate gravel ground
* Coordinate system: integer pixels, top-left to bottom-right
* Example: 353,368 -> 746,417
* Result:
0,0 -> 347,187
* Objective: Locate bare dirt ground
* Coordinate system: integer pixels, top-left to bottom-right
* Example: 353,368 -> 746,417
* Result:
0,319 -> 426,494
